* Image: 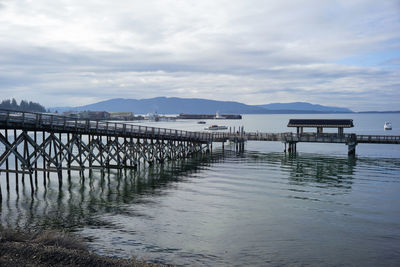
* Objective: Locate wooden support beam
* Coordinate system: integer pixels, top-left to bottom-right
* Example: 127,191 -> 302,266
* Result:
5,129 -> 9,191
67,133 -> 71,177
14,129 -> 19,191
348,142 -> 356,156
34,131 -> 38,187
47,134 -> 52,179
43,131 -> 46,186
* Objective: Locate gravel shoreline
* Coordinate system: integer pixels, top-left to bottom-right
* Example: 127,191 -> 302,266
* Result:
0,228 -> 168,267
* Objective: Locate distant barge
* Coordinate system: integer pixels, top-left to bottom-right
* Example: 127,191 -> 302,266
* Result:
177,113 -> 242,120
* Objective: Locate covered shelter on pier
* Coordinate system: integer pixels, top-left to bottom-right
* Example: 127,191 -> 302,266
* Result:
287,119 -> 354,135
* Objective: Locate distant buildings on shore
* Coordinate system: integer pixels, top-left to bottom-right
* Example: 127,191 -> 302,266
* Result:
62,111 -> 242,121
62,111 -> 144,121
177,113 -> 242,120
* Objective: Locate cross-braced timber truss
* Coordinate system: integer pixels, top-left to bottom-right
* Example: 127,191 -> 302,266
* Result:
0,130 -> 210,190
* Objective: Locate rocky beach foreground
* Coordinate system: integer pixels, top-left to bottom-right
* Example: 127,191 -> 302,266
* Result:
0,228 -> 168,267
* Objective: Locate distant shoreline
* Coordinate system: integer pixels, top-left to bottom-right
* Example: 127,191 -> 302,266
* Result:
356,111 -> 400,114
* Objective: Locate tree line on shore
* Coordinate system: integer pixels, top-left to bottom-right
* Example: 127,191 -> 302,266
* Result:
0,98 -> 46,112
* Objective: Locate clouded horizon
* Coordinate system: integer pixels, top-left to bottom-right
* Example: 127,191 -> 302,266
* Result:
0,0 -> 399,111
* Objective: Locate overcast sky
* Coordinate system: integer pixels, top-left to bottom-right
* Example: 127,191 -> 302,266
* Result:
0,0 -> 399,111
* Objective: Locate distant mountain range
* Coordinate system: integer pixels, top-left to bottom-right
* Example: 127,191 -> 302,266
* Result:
255,102 -> 351,113
50,97 -> 353,114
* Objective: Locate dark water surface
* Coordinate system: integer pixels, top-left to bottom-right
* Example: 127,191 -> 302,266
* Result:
1,114 -> 400,266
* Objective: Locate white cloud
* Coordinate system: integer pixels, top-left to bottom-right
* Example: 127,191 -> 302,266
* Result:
0,0 -> 399,111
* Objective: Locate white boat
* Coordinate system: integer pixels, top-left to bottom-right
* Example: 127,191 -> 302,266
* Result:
215,112 -> 224,119
205,125 -> 228,130
384,122 -> 392,130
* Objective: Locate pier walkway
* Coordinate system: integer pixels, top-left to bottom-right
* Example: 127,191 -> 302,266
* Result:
230,132 -> 400,153
240,132 -> 400,144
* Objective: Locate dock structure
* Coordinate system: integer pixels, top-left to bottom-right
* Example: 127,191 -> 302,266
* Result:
0,109 -> 228,194
0,110 -> 399,196
224,119 -> 399,155
242,131 -> 399,155
287,119 -> 354,135
286,119 -> 356,154
177,113 -> 242,120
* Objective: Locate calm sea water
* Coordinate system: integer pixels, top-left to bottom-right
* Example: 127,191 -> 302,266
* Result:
1,114 -> 400,266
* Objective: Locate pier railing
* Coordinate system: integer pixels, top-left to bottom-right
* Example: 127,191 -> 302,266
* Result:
356,134 -> 400,144
233,132 -> 353,143
0,109 -> 228,143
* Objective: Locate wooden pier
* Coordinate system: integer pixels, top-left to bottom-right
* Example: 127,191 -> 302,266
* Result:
0,110 -> 399,197
0,109 -> 229,195
241,132 -> 400,153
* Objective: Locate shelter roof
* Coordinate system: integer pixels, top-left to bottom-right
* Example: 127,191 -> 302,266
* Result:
287,119 -> 354,128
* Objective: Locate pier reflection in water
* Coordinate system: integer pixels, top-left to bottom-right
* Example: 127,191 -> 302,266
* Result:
1,152 -> 223,230
1,149 -> 400,266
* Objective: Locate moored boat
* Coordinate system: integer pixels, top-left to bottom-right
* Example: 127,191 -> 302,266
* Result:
384,122 -> 392,130
205,125 -> 228,130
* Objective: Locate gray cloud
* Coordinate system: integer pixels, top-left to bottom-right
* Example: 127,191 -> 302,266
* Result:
0,0 -> 399,111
